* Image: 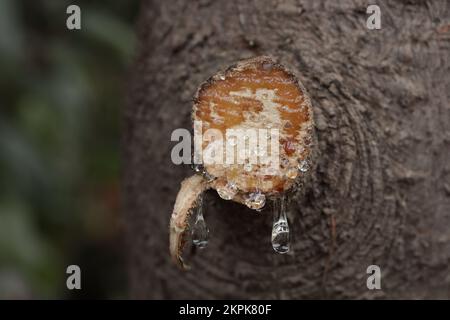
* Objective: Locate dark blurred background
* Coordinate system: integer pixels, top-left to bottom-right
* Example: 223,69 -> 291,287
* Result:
0,1 -> 139,298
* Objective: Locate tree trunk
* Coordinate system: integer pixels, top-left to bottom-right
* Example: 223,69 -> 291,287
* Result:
124,0 -> 450,299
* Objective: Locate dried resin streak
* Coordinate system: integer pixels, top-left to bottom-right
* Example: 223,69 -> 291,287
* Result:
169,56 -> 314,269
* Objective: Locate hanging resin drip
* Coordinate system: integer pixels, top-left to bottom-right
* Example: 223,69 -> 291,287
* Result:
191,195 -> 209,249
271,196 -> 290,254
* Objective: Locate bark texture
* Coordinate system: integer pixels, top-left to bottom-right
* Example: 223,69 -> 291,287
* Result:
124,0 -> 450,299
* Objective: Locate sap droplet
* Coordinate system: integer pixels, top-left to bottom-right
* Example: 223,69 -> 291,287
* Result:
219,75 -> 226,80
245,191 -> 266,210
271,196 -> 290,254
217,182 -> 238,200
244,163 -> 253,172
192,195 -> 208,248
191,163 -> 204,173
298,160 -> 309,172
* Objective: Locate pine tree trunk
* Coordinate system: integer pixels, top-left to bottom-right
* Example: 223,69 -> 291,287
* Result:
124,0 -> 450,299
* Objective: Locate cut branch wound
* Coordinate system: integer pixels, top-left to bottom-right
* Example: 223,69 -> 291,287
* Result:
170,56 -> 314,269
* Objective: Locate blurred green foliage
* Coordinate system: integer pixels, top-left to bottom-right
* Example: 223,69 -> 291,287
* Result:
0,0 -> 138,298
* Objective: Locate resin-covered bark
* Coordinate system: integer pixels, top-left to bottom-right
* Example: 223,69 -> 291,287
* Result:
125,0 -> 450,299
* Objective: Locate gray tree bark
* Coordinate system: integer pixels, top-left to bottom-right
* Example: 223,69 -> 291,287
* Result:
124,0 -> 450,299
